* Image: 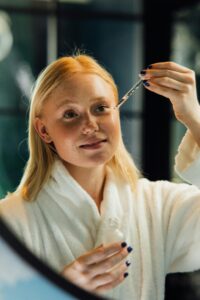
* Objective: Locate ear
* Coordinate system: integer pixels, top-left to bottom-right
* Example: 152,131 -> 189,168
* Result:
34,117 -> 52,144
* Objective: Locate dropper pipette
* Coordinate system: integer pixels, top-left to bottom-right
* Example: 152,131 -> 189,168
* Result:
115,79 -> 143,109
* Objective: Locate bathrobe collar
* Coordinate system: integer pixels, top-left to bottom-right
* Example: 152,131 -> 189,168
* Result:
46,159 -> 127,247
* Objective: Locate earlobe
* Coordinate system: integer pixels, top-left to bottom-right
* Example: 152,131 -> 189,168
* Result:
34,117 -> 52,143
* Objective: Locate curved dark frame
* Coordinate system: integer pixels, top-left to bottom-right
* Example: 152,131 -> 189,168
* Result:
0,217 -> 107,300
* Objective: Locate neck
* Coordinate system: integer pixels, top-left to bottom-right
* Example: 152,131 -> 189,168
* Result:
63,163 -> 106,210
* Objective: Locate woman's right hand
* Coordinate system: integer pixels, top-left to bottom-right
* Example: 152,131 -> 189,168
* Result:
61,242 -> 132,294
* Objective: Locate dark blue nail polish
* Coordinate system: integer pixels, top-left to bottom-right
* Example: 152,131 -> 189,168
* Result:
121,242 -> 127,248
147,65 -> 152,69
124,272 -> 129,278
127,246 -> 133,253
140,70 -> 146,75
125,260 -> 131,267
143,80 -> 150,87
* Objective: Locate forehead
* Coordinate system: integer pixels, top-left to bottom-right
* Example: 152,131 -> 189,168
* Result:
51,73 -> 116,103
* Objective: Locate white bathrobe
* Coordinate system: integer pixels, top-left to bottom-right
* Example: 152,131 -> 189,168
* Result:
1,130 -> 200,300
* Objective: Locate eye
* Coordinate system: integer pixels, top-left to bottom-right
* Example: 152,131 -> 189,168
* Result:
94,104 -> 110,113
63,110 -> 79,119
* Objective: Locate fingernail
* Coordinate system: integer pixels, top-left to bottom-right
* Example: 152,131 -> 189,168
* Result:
127,246 -> 133,253
125,260 -> 131,267
140,70 -> 146,75
147,64 -> 152,69
143,80 -> 150,87
124,272 -> 129,278
121,242 -> 127,248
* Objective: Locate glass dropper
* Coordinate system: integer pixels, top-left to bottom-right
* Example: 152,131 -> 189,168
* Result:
114,78 -> 143,109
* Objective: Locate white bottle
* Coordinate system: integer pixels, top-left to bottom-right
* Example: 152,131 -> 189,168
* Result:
102,217 -> 124,245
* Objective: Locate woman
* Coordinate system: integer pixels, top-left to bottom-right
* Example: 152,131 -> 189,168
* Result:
0,54 -> 200,300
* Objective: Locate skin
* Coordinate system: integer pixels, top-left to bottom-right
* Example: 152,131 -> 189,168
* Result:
34,62 -> 200,294
61,242 -> 132,294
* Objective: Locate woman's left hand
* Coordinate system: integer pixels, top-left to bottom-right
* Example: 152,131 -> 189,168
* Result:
139,61 -> 200,129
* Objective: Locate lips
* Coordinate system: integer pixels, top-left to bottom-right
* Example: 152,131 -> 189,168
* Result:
79,139 -> 107,148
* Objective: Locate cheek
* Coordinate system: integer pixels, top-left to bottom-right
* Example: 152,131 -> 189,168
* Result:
47,122 -> 78,149
110,112 -> 121,133
49,120 -> 79,138
102,113 -> 121,140
52,130 -> 78,160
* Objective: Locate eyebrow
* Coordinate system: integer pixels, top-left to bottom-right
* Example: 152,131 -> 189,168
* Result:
56,99 -> 75,109
56,97 -> 110,109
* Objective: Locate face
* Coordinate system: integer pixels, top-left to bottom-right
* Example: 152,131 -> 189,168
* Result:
35,73 -> 121,171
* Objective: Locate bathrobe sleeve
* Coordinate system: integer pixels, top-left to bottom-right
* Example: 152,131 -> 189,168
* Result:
165,129 -> 200,273
175,130 -> 200,188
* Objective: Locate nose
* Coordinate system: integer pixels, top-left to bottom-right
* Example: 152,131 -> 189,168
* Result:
81,113 -> 99,135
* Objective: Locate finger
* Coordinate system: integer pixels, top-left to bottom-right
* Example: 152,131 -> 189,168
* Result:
79,242 -> 126,266
92,263 -> 128,293
149,77 -> 189,92
94,275 -> 125,294
143,80 -> 180,99
94,244 -> 103,249
140,69 -> 194,85
91,261 -> 128,289
147,61 -> 191,73
87,247 -> 131,277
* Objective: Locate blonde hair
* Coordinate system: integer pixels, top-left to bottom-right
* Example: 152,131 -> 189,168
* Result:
16,54 -> 140,201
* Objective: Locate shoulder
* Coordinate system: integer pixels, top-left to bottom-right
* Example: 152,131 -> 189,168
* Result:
0,192 -> 34,240
137,177 -> 200,204
0,191 -> 27,218
138,176 -> 199,191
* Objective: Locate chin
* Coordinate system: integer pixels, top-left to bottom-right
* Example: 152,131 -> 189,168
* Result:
87,152 -> 114,164
74,155 -> 113,169
80,159 -> 109,168
61,148 -> 116,169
